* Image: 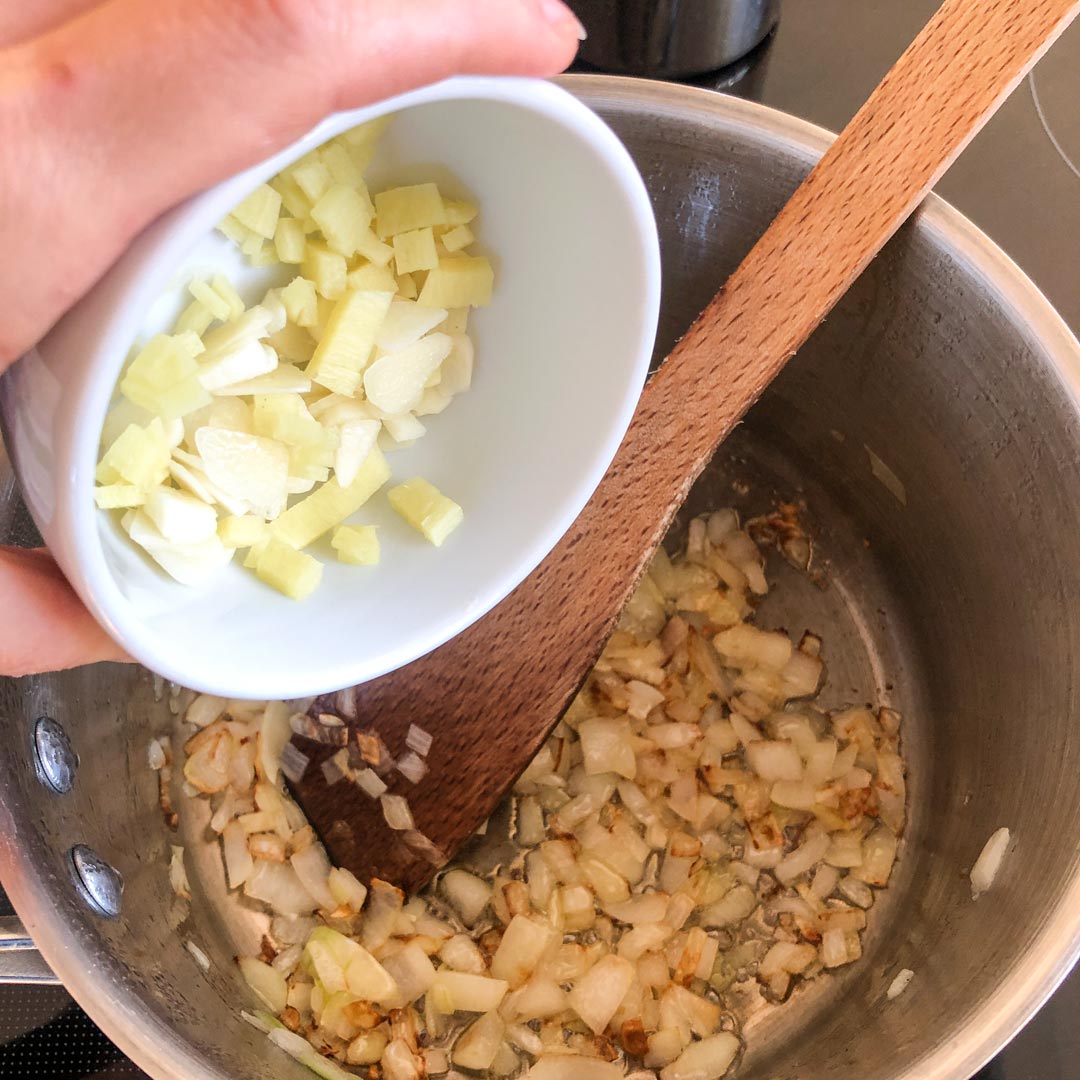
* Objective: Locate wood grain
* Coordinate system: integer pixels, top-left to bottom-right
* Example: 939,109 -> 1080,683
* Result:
290,0 -> 1080,893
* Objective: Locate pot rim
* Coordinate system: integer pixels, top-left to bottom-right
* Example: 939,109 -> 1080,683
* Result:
5,75 -> 1080,1080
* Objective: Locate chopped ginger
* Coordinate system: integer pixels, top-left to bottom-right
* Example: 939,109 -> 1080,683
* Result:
270,174 -> 312,221
212,275 -> 246,321
274,217 -> 307,264
334,418 -> 380,487
120,334 -> 212,420
232,184 -> 282,240
252,394 -> 324,447
306,295 -> 336,344
441,224 -> 474,253
218,515 -> 270,549
175,300 -> 214,336
417,255 -> 494,309
97,116 -> 490,597
255,538 -> 323,600
217,215 -> 251,247
97,418 -> 172,491
320,141 -> 366,188
312,184 -> 373,258
272,446 -> 391,550
290,158 -> 332,204
374,183 -> 446,238
355,229 -> 395,267
306,289 -> 393,396
346,262 -> 397,293
189,279 -> 232,322
144,487 -> 218,544
388,478 -> 463,547
443,198 -> 478,226
281,277 -> 319,328
393,227 -> 439,275
94,484 -> 146,510
302,242 -> 348,300
248,244 -> 277,268
332,524 -> 380,565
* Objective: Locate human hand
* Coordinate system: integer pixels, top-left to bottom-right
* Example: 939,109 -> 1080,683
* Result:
0,0 -> 584,677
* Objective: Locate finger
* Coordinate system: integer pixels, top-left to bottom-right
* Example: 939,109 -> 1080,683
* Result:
0,0 -> 584,365
0,0 -> 103,49
0,547 -> 129,675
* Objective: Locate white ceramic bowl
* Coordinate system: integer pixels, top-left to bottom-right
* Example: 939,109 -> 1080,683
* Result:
0,76 -> 660,699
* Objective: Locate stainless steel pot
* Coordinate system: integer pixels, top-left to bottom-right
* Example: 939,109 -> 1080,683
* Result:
3,75 -> 1080,1080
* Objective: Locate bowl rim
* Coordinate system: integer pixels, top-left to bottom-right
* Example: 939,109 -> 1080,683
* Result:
50,74 -> 662,698
5,77 -> 1080,1080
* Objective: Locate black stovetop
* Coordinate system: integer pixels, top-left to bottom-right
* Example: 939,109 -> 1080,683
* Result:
3,1 -> 1078,1076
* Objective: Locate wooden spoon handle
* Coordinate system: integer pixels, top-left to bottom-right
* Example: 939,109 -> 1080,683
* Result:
294,0 -> 1079,892
488,0 -> 1080,707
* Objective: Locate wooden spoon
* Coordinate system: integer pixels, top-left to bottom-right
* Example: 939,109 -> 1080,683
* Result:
288,0 -> 1079,893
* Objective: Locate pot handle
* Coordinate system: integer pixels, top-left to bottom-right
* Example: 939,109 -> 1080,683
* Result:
0,915 -> 60,984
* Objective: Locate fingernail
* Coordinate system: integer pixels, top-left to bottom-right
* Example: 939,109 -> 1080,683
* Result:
536,0 -> 588,40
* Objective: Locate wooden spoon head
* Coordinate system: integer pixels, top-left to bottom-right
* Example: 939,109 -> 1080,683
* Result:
287,726 -> 447,896
284,602 -> 604,893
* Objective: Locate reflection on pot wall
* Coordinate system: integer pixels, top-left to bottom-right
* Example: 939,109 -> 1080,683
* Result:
571,0 -> 782,78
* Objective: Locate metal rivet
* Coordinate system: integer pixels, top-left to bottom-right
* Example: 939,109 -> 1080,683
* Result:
33,717 -> 78,795
70,845 -> 123,919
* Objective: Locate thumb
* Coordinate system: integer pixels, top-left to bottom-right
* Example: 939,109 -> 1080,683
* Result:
1,0 -> 585,363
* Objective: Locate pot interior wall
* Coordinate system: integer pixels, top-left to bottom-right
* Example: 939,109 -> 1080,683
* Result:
599,79 -> 1080,1077
2,79 -> 1080,1080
